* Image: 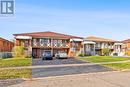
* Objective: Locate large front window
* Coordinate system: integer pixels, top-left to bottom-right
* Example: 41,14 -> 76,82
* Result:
53,39 -> 62,47
71,42 -> 79,52
32,38 -> 69,47
40,38 -> 50,46
53,39 -> 69,47
33,38 -> 50,47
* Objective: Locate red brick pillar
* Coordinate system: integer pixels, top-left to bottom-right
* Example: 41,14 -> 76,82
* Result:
29,39 -> 32,46
16,39 -> 21,46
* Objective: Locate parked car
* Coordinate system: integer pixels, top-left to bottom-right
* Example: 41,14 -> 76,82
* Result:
55,52 -> 68,59
42,51 -> 53,60
113,53 -> 118,56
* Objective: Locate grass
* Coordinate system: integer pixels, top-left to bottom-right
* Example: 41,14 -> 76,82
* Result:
0,58 -> 32,79
0,68 -> 32,79
79,56 -> 130,70
0,58 -> 32,68
103,63 -> 130,70
79,56 -> 130,63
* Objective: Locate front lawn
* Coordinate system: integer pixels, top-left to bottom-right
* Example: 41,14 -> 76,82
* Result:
0,68 -> 32,79
0,58 -> 32,79
79,56 -> 130,63
0,58 -> 32,68
79,56 -> 130,70
103,63 -> 130,70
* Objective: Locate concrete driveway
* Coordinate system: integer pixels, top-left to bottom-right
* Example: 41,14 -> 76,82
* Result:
32,58 -> 113,78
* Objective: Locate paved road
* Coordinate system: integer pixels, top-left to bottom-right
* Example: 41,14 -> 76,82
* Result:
32,58 -> 113,78
9,71 -> 130,87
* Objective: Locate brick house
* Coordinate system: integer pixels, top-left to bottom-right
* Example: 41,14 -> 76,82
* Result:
122,39 -> 130,56
0,37 -> 14,52
13,31 -> 83,58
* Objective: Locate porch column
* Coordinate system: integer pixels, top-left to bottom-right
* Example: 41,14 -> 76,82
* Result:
51,38 -> 53,56
93,44 -> 95,55
83,43 -> 85,56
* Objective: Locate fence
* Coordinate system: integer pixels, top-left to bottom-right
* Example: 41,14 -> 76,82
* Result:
0,52 -> 13,58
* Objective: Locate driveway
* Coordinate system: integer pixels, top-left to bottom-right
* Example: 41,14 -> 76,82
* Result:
32,58 -> 88,65
32,58 -> 113,78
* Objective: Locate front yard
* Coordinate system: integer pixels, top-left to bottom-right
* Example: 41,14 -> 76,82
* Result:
0,58 -> 32,68
79,56 -> 130,70
0,58 -> 32,79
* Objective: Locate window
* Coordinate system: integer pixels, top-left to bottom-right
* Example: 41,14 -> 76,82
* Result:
40,38 -> 50,46
53,39 -> 63,47
33,39 -> 37,46
24,40 -> 29,47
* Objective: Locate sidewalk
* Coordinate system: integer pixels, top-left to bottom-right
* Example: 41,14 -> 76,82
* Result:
9,71 -> 130,87
1,60 -> 130,70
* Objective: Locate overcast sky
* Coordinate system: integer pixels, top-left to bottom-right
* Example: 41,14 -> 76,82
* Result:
0,0 -> 130,41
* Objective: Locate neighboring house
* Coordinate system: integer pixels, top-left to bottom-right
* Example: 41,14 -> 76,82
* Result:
13,31 -> 83,58
0,37 -> 14,52
113,42 -> 125,56
83,36 -> 116,56
122,39 -> 130,56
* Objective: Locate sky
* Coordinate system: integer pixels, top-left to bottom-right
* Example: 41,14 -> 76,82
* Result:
0,0 -> 130,41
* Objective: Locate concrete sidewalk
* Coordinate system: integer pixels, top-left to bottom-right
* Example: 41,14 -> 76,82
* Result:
9,71 -> 130,87
1,60 -> 130,70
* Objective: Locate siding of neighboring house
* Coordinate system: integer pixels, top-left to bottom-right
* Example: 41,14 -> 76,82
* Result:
122,39 -> 130,56
0,37 -> 14,52
125,43 -> 130,55
83,36 -> 116,56
13,31 -> 83,58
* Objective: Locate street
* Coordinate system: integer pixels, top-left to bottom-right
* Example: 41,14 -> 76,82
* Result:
9,71 -> 130,87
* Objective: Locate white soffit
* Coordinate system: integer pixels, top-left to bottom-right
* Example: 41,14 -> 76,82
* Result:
114,43 -> 124,45
83,41 -> 96,44
16,36 -> 32,39
70,38 -> 83,42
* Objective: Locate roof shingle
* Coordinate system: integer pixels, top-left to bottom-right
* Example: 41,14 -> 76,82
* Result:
85,36 -> 116,42
13,31 -> 83,39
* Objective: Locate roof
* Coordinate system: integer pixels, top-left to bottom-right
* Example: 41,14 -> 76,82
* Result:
122,39 -> 130,43
85,36 -> 116,42
13,31 -> 83,39
0,37 -> 13,43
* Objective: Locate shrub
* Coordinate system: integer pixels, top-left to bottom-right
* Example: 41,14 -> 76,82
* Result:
102,48 -> 110,56
78,53 -> 84,57
12,46 -> 24,58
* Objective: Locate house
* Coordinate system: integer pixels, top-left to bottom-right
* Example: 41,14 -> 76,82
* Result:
0,37 -> 14,52
13,31 -> 83,58
113,42 -> 125,56
83,36 -> 116,56
122,39 -> 130,56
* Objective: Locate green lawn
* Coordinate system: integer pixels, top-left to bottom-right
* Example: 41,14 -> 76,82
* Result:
103,63 -> 130,70
79,56 -> 130,63
79,56 -> 130,70
0,58 -> 32,79
0,68 -> 32,79
0,58 -> 32,68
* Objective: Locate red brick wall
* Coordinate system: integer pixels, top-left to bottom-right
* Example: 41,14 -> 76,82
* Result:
0,38 -> 14,52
